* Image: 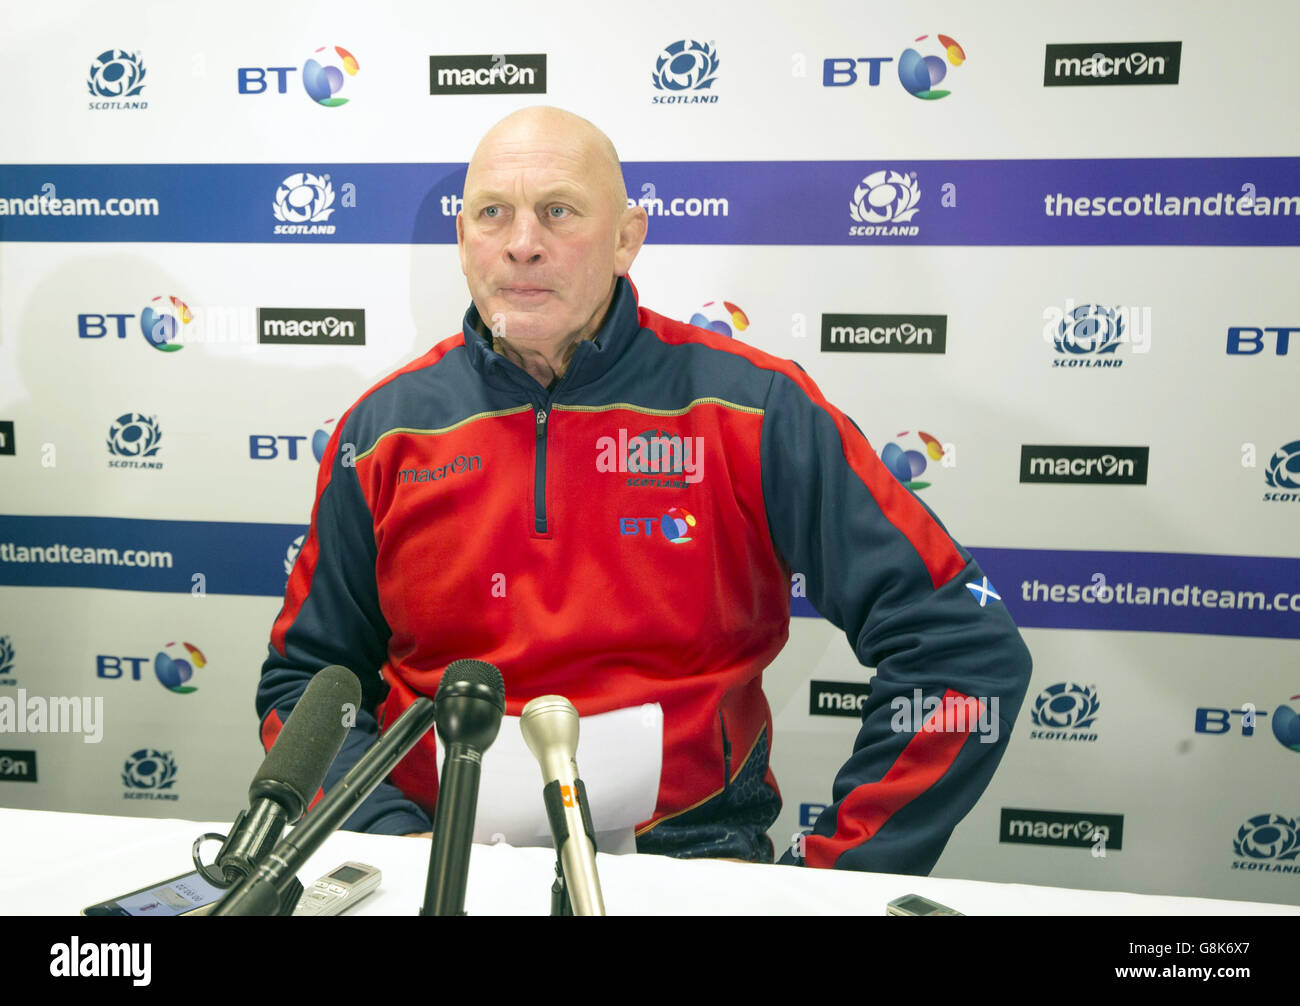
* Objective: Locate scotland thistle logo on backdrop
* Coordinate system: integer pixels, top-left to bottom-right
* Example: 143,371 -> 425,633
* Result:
652,39 -> 720,91
122,749 -> 178,791
88,49 -> 147,98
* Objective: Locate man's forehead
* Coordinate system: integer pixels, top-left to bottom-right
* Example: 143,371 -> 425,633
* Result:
466,175 -> 593,207
465,108 -> 623,204
466,150 -> 615,206
472,107 -> 611,164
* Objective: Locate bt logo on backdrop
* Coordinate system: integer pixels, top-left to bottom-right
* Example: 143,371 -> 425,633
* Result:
1195,694 -> 1300,753
1226,325 -> 1297,356
238,45 -> 359,105
96,641 -> 210,694
78,295 -> 193,353
824,34 -> 966,99
687,300 -> 748,338
879,431 -> 947,490
249,419 -> 336,462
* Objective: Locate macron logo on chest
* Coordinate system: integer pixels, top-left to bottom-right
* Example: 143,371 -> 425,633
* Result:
395,454 -> 483,486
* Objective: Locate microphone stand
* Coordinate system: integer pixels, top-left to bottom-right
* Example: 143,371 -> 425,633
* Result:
541,778 -> 597,917
550,861 -> 573,917
211,698 -> 436,916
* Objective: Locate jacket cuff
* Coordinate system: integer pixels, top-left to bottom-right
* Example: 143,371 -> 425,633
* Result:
365,808 -> 434,836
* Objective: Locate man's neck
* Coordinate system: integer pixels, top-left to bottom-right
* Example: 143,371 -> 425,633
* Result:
491,332 -> 583,389
489,282 -> 619,390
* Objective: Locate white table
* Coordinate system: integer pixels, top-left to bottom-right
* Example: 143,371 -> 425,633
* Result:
2,809 -> 1296,916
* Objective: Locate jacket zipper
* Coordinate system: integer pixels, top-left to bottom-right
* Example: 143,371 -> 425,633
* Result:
534,406 -> 549,534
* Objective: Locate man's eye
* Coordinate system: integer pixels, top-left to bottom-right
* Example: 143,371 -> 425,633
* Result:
482,206 -> 501,218
547,205 -> 571,218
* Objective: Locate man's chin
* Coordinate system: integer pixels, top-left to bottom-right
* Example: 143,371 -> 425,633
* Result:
489,310 -> 568,345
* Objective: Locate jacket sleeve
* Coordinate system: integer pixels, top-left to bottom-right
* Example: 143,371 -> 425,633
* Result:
257,414 -> 432,837
760,369 -> 1032,874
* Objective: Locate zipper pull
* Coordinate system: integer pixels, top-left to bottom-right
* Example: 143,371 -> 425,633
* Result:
535,408 -> 548,435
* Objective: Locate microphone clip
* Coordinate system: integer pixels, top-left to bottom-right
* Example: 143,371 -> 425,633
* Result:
550,860 -> 573,917
192,826 -> 305,915
192,830 -> 234,888
542,778 -> 598,917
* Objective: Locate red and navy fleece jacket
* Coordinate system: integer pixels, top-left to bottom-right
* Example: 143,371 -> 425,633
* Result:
257,275 -> 1032,873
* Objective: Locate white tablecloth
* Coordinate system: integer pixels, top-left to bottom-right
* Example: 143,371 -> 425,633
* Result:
1,808 -> 1295,916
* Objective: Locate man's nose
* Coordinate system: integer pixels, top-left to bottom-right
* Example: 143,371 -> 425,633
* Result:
504,212 -> 545,264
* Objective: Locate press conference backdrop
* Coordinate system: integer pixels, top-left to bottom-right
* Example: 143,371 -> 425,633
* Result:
0,1 -> 1296,907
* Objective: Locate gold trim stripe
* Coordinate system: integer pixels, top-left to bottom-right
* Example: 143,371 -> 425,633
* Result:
634,724 -> 769,837
555,397 -> 764,418
355,405 -> 534,461
635,785 -> 725,837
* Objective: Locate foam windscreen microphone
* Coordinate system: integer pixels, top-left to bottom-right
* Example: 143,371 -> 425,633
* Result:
213,694 -> 438,916
210,664 -> 361,886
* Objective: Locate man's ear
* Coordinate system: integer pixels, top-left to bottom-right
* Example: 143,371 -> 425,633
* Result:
613,205 -> 648,276
456,211 -> 468,276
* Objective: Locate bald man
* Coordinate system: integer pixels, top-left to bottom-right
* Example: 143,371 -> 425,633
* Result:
457,106 -> 646,389
258,106 -> 1031,876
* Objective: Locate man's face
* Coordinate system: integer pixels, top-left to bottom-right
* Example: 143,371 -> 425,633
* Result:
457,118 -> 636,348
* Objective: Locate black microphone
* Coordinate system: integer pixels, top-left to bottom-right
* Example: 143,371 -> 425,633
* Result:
421,659 -> 505,917
197,664 -> 360,890
210,696 -> 437,916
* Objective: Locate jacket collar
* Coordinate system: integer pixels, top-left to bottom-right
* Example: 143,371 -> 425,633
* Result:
462,275 -> 641,397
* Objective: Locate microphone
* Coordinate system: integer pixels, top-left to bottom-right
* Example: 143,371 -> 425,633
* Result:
421,659 -> 505,917
197,664 -> 361,890
211,695 -> 438,916
520,695 -> 606,916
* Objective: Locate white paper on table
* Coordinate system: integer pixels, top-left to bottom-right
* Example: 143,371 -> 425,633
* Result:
435,702 -> 663,855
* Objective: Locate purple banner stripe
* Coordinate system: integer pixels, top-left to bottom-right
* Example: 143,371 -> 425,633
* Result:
0,158 -> 1296,245
794,548 -> 1300,640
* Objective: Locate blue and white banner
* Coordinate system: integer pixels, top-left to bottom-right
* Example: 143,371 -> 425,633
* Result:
757,549 -> 1300,640
0,515 -> 304,597
971,548 -> 1300,641
2,158 -> 1297,245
